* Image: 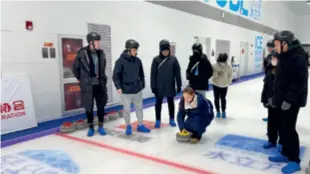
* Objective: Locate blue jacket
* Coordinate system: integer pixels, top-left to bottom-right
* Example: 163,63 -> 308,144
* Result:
112,51 -> 145,94
177,93 -> 214,135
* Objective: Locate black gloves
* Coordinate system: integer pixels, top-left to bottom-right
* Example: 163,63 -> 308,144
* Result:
263,103 -> 269,108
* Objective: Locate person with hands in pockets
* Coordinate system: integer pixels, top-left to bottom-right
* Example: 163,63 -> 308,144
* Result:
112,39 -> 150,135
150,39 -> 182,128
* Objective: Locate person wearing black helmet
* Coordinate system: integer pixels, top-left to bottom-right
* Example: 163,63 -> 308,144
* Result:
268,30 -> 308,174
113,39 -> 150,135
150,39 -> 182,128
261,40 -> 275,122
186,43 -> 213,97
72,32 -> 108,137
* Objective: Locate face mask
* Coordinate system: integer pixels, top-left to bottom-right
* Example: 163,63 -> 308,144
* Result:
271,59 -> 278,66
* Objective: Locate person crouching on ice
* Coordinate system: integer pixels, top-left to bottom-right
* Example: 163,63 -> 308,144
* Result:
176,86 -> 214,143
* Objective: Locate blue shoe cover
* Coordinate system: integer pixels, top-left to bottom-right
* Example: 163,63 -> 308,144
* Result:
281,162 -> 301,174
263,142 -> 276,149
222,112 -> 226,119
169,119 -> 176,127
137,124 -> 150,133
98,126 -> 107,136
126,125 -> 132,135
277,144 -> 282,152
87,128 -> 94,137
154,120 -> 161,128
268,154 -> 289,163
216,112 -> 221,118
262,117 -> 268,122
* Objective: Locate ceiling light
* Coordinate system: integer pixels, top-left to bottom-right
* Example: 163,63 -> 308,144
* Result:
308,0 -> 310,5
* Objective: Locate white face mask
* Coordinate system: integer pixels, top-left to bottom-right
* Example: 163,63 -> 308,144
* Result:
271,60 -> 278,66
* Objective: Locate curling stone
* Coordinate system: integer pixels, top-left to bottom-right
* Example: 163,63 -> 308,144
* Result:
104,115 -> 110,122
60,122 -> 76,133
75,119 -> 87,129
118,110 -> 123,117
108,111 -> 119,120
176,131 -> 191,142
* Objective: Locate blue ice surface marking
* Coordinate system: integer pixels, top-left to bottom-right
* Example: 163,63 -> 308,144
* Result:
18,150 -> 80,174
215,134 -> 306,158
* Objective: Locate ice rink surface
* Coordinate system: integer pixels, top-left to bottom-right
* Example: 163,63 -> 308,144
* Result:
1,77 -> 310,174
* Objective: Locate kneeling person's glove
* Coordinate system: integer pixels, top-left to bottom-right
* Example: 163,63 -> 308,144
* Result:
281,101 -> 291,111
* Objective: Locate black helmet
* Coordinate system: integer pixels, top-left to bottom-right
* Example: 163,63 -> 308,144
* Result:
86,32 -> 101,44
192,43 -> 202,53
271,49 -> 277,57
273,30 -> 295,45
159,39 -> 170,51
125,39 -> 139,50
266,40 -> 275,48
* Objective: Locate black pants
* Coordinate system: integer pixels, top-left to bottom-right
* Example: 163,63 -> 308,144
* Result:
279,106 -> 300,163
267,107 -> 282,144
213,85 -> 228,112
86,85 -> 107,128
155,96 -> 174,121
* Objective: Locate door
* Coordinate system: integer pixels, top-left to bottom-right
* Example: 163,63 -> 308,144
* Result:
215,39 -> 231,59
240,41 -> 250,76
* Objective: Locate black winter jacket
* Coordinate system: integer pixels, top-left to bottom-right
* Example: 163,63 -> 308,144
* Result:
272,41 -> 308,108
261,66 -> 276,104
112,51 -> 145,94
186,54 -> 213,90
150,55 -> 182,97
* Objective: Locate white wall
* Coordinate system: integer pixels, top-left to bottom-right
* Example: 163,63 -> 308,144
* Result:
1,1 -> 285,122
261,1 -> 296,32
295,15 -> 310,44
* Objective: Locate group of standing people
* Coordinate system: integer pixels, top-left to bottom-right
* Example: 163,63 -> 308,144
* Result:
72,32 -> 233,141
261,30 -> 308,174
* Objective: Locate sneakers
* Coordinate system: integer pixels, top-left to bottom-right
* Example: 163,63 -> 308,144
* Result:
137,124 -> 151,133
262,117 -> 268,122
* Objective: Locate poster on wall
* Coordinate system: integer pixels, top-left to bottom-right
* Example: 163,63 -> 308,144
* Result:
63,83 -> 82,111
170,42 -> 176,56
61,38 -> 83,79
254,36 -> 263,71
1,73 -> 37,135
